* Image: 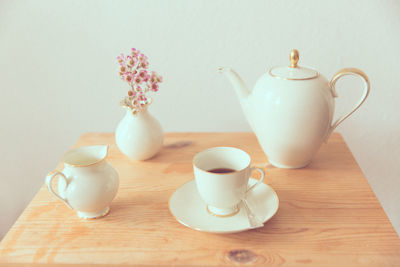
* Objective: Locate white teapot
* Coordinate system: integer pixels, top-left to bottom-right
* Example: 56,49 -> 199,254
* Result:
219,49 -> 370,168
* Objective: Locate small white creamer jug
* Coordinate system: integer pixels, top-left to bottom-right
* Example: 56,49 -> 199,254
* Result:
46,145 -> 119,219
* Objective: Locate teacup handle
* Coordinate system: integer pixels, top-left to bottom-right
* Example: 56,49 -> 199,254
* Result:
247,167 -> 265,193
327,68 -> 370,140
45,170 -> 73,209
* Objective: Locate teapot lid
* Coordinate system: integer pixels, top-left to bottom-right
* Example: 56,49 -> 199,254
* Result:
269,49 -> 319,80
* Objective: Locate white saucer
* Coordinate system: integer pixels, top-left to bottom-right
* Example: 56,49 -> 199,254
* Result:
169,178 -> 279,234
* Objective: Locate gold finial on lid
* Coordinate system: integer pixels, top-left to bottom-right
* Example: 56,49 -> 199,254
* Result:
290,49 -> 299,68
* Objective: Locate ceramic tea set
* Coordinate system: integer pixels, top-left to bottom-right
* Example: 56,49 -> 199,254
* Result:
46,50 -> 370,232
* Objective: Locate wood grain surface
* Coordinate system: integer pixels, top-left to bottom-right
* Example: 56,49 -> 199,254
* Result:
0,132 -> 399,266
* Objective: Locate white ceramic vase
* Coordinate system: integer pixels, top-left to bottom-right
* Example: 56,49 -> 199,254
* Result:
115,108 -> 163,160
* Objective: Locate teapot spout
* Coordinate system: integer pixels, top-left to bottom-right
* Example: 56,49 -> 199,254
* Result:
218,67 -> 254,129
218,67 -> 250,100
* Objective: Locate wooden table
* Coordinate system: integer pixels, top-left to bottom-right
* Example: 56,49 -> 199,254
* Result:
1,133 -> 399,266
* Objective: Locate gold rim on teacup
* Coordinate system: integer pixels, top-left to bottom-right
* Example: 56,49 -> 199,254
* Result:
206,205 -> 240,218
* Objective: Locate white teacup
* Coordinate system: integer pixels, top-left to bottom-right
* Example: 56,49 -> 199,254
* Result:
193,147 -> 264,216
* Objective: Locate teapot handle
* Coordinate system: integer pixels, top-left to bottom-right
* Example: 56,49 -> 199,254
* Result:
46,170 -> 73,209
327,68 -> 370,139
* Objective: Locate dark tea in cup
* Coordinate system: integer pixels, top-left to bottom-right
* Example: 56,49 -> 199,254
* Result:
207,168 -> 235,174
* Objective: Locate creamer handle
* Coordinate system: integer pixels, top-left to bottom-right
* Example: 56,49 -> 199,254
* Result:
45,170 -> 73,209
327,68 -> 370,139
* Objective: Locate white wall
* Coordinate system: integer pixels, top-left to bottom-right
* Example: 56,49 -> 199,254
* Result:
1,0 -> 399,239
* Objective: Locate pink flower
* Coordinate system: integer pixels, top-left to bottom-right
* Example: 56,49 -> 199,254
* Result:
127,90 -> 136,98
128,57 -> 137,67
139,53 -> 147,61
117,56 -> 124,64
130,59 -> 136,66
134,76 -> 142,84
151,82 -> 159,92
125,74 -> 133,82
138,70 -> 148,79
138,94 -> 147,101
150,71 -> 163,83
143,74 -> 150,82
140,61 -> 149,69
